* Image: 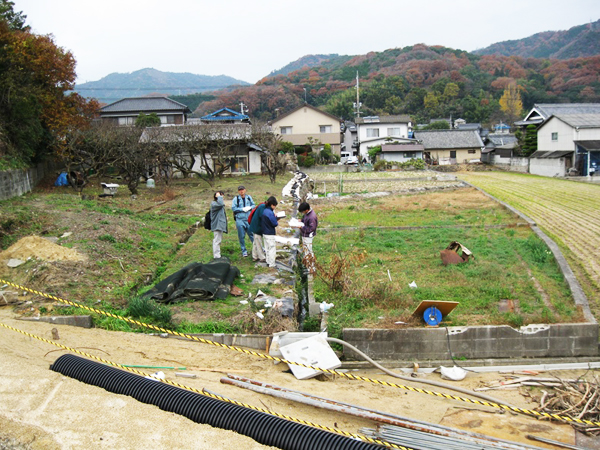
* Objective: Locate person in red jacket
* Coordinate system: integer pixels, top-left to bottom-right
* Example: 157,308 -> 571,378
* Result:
296,202 -> 318,273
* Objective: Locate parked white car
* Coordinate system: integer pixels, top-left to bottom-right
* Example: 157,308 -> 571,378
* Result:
344,156 -> 359,165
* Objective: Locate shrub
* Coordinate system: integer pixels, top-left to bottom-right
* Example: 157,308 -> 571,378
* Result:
127,296 -> 172,326
279,141 -> 295,154
298,155 -> 315,167
373,160 -> 387,171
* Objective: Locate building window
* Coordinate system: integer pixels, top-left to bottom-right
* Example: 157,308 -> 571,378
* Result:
118,116 -> 135,126
159,115 -> 176,125
280,126 -> 292,135
552,132 -> 558,141
403,152 -> 415,158
216,156 -> 249,174
366,128 -> 379,138
387,127 -> 401,136
468,149 -> 476,154
320,125 -> 332,133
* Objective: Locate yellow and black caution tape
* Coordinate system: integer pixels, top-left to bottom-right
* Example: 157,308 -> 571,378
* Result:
2,278 -> 600,428
0,321 -> 406,449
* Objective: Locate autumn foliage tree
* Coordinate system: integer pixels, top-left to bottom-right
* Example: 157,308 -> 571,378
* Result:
499,83 -> 523,124
0,1 -> 98,168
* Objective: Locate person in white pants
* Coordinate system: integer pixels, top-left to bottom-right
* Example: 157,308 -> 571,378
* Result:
260,196 -> 279,268
210,191 -> 227,258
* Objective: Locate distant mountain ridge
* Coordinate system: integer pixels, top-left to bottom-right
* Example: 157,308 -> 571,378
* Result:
267,54 -> 350,77
74,68 -> 249,105
473,19 -> 600,59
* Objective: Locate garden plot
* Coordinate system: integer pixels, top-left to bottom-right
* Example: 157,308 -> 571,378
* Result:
308,187 -> 577,337
458,172 -> 600,317
312,171 -> 463,195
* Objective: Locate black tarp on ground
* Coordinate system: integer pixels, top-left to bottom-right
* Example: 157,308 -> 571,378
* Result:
143,258 -> 240,303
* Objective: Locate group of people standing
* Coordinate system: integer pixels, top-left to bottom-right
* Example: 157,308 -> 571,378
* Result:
209,185 -> 317,271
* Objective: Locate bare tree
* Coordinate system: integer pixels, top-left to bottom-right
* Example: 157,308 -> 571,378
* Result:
207,123 -> 250,179
111,127 -> 147,195
63,122 -> 123,194
141,124 -> 247,187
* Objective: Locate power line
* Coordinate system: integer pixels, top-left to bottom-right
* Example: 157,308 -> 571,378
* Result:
74,85 -> 248,91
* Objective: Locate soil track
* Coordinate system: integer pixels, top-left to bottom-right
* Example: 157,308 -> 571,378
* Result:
0,307 -> 591,450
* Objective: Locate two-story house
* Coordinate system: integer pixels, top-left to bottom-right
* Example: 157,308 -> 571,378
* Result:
532,114 -> 600,177
354,115 -> 413,161
99,97 -> 191,126
269,104 -> 342,155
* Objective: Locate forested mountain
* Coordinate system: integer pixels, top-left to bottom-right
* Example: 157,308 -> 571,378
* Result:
474,19 -> 600,59
267,54 -> 350,77
188,44 -> 600,126
74,68 -> 249,105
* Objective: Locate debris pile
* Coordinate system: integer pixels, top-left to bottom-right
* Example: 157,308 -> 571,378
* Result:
535,376 -> 600,435
476,372 -> 600,435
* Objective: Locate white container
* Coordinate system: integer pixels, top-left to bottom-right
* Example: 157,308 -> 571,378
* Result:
146,179 -> 155,188
279,333 -> 341,380
101,183 -> 119,195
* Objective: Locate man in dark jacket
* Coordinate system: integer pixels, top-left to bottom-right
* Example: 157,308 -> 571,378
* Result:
249,201 -> 267,262
261,196 -> 279,268
210,191 -> 227,258
297,202 -> 318,273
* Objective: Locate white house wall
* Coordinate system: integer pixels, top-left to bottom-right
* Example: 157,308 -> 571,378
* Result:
381,152 -> 423,163
538,118 -> 578,152
358,123 -> 410,157
249,152 -> 262,173
271,106 -> 341,153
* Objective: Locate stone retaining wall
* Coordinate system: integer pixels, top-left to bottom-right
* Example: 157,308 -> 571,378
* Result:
0,160 -> 58,201
343,323 -> 598,361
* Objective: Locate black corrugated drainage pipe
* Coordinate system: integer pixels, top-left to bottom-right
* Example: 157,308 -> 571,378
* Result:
50,354 -> 381,450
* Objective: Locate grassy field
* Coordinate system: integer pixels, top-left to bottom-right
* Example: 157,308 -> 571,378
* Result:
0,171 -> 581,338
310,188 -> 577,337
457,171 -> 600,318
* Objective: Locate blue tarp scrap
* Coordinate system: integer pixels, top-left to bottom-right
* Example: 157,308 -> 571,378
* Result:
54,172 -> 68,186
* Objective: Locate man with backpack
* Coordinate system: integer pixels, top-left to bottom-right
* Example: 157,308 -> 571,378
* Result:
231,185 -> 255,257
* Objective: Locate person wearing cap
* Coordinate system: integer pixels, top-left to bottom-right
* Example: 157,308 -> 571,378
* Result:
231,185 -> 255,257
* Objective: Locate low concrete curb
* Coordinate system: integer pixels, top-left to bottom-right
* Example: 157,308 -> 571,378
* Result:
18,315 -> 93,328
161,332 -> 270,350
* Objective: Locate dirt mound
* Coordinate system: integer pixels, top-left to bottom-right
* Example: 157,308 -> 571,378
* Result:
0,236 -> 86,262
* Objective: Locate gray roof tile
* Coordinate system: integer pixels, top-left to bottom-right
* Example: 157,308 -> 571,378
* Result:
100,97 -> 191,113
533,103 -> 600,120
355,115 -> 411,124
413,130 -> 484,149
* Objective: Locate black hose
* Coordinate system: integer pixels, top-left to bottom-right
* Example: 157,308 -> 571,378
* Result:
50,354 -> 380,450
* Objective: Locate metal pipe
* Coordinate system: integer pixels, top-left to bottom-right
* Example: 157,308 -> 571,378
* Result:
526,435 -> 586,450
221,375 -> 541,450
325,337 -> 519,409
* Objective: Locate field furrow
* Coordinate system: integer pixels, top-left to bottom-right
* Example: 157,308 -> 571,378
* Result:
459,172 -> 600,307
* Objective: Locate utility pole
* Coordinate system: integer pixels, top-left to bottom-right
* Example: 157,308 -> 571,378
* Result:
353,71 -> 361,119
303,88 -> 307,103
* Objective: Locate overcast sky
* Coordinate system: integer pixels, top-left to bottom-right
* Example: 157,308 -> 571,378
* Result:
12,0 -> 600,85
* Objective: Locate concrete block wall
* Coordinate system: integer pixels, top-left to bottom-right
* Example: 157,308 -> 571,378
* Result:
490,156 -> 529,173
343,323 -> 598,361
0,160 -> 58,201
